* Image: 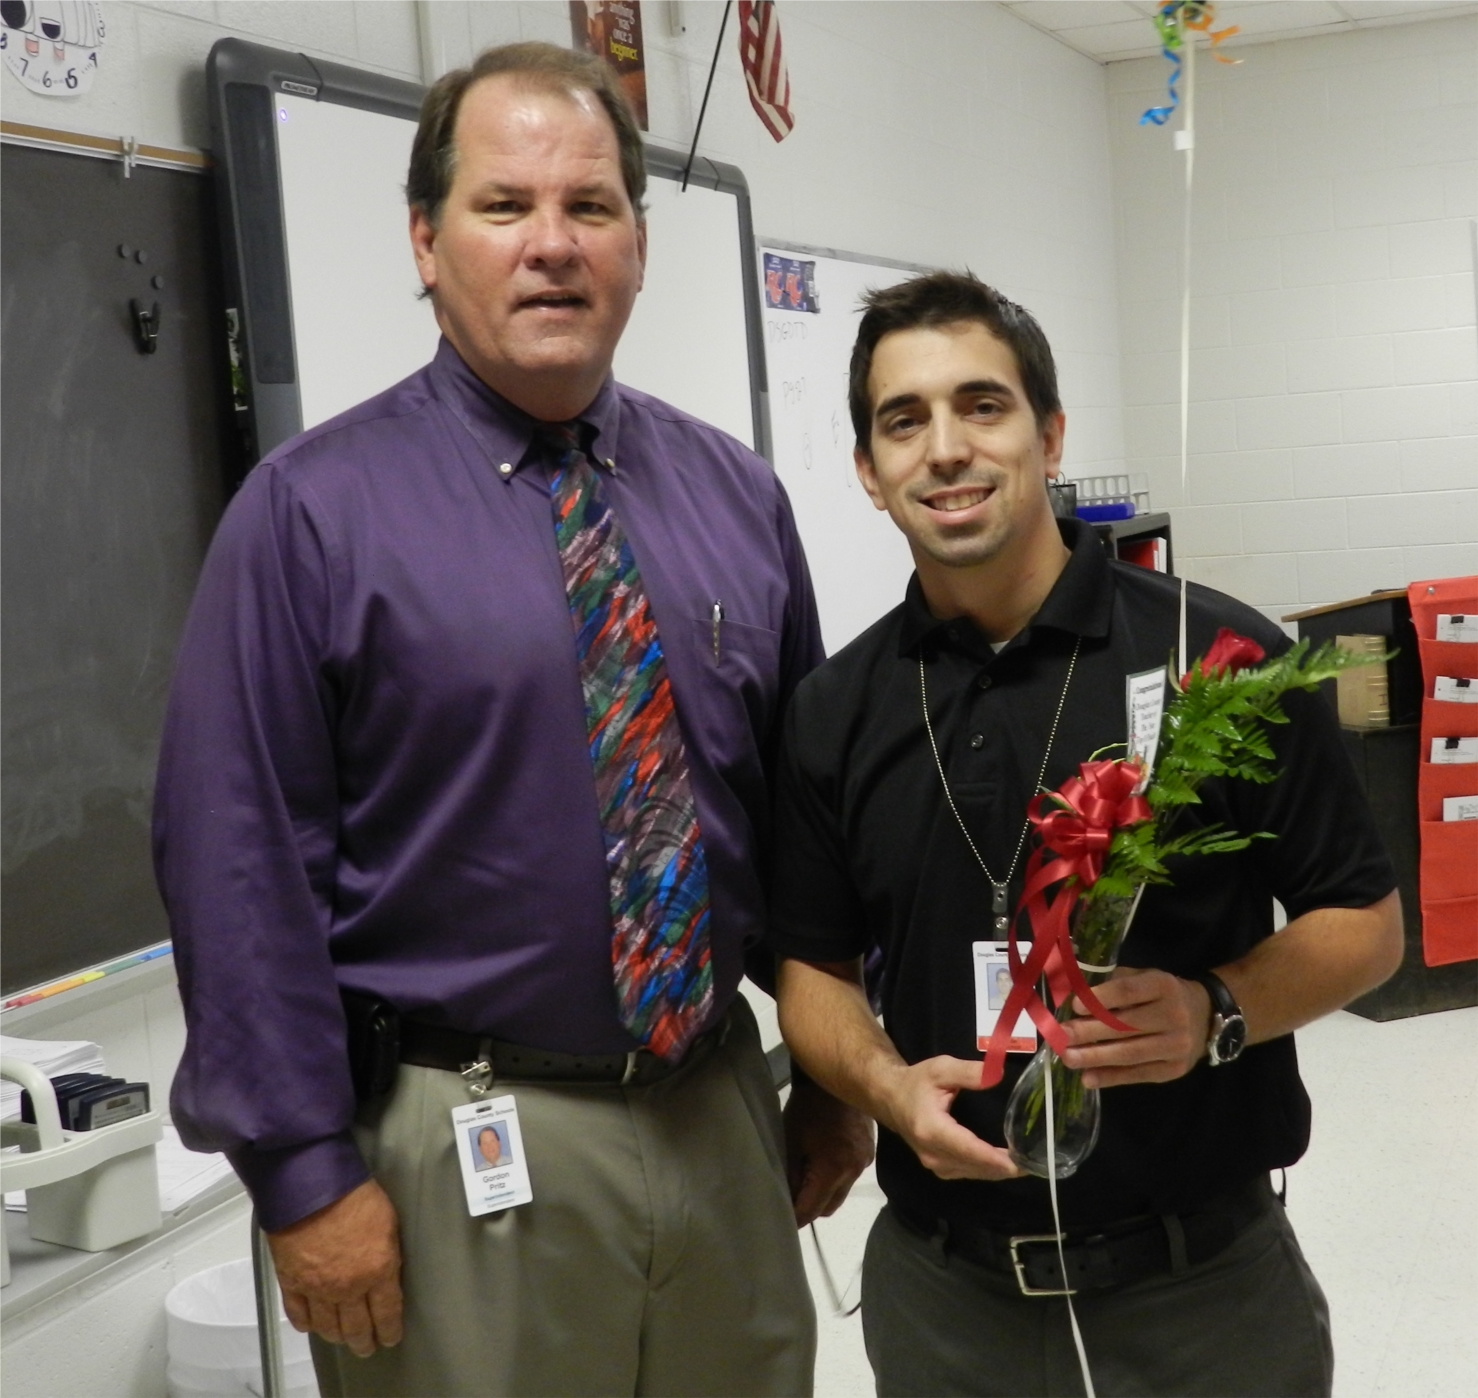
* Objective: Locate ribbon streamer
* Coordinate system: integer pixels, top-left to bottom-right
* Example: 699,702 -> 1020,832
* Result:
979,761 -> 1151,1091
1140,2 -> 1240,127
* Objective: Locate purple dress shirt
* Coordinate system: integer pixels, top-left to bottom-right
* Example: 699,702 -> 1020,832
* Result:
154,340 -> 823,1229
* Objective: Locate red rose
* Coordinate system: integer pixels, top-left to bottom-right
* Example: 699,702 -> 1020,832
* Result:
1184,628 -> 1265,685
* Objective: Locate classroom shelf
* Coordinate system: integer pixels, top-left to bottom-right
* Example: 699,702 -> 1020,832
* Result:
1090,511 -> 1174,574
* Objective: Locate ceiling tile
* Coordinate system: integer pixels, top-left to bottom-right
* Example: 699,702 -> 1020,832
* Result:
1003,2 -> 1148,32
1003,0 -> 1478,63
1216,2 -> 1348,37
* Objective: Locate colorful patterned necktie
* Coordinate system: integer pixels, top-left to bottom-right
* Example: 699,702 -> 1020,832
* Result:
543,424 -> 714,1061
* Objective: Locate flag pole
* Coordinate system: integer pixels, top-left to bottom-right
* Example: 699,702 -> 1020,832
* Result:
681,0 -> 733,191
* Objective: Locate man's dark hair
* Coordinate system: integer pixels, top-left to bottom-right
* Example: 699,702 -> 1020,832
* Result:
407,41 -> 647,228
848,271 -> 1061,454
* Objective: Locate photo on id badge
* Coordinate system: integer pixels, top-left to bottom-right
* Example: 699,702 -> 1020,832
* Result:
973,942 -> 1038,1053
468,1120 -> 513,1171
452,1094 -> 533,1216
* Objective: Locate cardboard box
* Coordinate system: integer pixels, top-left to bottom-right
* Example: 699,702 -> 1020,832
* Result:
1336,634 -> 1389,728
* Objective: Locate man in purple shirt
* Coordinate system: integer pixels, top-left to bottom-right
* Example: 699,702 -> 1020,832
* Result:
155,41 -> 870,1398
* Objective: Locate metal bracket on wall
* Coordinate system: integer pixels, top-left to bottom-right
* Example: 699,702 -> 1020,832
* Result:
129,299 -> 160,354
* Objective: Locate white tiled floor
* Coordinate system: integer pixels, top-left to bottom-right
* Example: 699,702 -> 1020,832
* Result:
801,1006 -> 1478,1398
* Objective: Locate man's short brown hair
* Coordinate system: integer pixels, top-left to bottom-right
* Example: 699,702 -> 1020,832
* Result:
407,41 -> 647,227
848,272 -> 1062,454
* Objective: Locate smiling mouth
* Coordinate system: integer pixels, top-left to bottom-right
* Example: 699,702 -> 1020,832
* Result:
922,488 -> 993,514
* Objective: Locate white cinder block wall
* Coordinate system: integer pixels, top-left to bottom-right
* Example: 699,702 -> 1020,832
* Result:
1108,14 -> 1478,632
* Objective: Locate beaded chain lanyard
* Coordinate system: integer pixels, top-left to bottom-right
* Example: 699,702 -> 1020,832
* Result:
919,637 -> 1082,935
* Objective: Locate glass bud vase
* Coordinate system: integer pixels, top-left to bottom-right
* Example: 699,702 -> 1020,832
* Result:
1002,890 -> 1139,1180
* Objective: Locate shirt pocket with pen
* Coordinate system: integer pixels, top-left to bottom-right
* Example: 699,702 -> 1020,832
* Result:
684,613 -> 781,768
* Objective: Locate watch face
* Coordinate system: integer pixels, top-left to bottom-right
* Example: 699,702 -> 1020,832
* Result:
1213,1014 -> 1247,1064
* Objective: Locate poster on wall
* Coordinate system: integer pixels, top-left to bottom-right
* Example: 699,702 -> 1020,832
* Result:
0,0 -> 104,96
763,252 -> 819,314
569,0 -> 648,130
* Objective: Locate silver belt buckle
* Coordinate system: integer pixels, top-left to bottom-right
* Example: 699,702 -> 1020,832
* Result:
1009,1233 -> 1076,1296
620,1050 -> 639,1086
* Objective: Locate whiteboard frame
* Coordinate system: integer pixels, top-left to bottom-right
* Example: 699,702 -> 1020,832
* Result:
206,38 -> 767,469
757,237 -> 934,280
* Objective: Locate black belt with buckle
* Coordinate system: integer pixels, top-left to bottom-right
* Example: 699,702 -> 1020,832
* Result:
397,1016 -> 721,1090
894,1177 -> 1270,1296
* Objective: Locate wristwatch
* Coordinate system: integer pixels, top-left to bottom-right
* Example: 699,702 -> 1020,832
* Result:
1193,971 -> 1247,1066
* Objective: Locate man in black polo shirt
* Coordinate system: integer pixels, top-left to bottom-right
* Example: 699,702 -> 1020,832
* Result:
771,272 -> 1402,1398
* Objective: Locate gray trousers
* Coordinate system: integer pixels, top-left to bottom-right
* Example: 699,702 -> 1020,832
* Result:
312,997 -> 816,1398
861,1184 -> 1333,1398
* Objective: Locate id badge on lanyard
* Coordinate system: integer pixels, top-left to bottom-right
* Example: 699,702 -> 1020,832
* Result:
451,1095 -> 534,1216
972,941 -> 1038,1053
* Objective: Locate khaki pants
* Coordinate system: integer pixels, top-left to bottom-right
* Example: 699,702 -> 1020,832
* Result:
861,1184 -> 1333,1398
312,998 -> 816,1398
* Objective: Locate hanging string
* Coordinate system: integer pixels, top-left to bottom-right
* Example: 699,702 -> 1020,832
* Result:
1176,32 -> 1196,500
1045,1059 -> 1096,1397
1139,4 -> 1242,500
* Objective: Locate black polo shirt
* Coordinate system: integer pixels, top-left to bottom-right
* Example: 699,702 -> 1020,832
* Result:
770,520 -> 1395,1233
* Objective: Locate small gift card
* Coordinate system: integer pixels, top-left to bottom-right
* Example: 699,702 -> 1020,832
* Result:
973,942 -> 1038,1053
451,1095 -> 533,1217
1435,615 -> 1478,643
1125,667 -> 1167,792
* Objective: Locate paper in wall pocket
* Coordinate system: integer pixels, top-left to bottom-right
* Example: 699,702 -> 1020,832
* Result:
1435,615 -> 1478,643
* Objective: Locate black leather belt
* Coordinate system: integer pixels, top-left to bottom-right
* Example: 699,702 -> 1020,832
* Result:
894,1177 -> 1270,1296
398,1016 -> 722,1089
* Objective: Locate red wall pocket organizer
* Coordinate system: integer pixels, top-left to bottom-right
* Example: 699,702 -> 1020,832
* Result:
1408,576 -> 1478,967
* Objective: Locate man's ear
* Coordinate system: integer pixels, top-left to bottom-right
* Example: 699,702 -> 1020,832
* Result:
1041,410 -> 1066,479
634,215 -> 648,294
854,447 -> 888,513
409,206 -> 437,295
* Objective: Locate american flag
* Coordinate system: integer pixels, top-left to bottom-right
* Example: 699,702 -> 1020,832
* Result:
738,1 -> 793,142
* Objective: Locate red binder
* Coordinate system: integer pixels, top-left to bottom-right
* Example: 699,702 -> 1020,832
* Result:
1408,576 -> 1478,966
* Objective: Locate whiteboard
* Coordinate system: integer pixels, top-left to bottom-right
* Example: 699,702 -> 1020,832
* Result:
208,39 -> 764,462
614,174 -> 754,447
276,93 -> 438,431
760,246 -> 925,652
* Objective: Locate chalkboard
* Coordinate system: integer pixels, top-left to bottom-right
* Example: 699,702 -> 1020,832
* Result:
0,141 -> 237,995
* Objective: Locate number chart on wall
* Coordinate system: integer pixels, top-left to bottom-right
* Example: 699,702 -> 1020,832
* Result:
760,244 -> 924,654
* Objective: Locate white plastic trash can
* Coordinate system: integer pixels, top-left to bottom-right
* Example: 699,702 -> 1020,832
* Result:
164,1257 -> 319,1398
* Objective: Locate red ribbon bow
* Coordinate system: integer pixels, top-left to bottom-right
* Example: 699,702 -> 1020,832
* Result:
980,760 -> 1152,1090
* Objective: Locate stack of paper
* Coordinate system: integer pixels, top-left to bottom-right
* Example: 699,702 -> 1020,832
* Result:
156,1124 -> 238,1213
0,1035 -> 108,1120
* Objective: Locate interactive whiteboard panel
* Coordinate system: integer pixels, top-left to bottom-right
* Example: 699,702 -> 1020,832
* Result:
275,92 -> 438,431
208,39 -> 765,465
615,173 -> 754,448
